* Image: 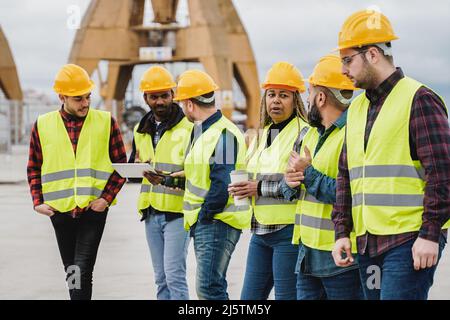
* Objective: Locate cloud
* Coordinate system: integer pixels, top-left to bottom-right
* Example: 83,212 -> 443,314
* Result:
234,0 -> 450,101
234,0 -> 450,84
0,0 -> 90,93
0,0 -> 449,102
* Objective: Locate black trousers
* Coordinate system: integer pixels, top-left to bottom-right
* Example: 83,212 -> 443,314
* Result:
50,209 -> 108,300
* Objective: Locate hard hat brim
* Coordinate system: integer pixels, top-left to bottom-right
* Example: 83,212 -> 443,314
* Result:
141,85 -> 176,94
262,83 -> 305,93
334,35 -> 399,52
173,84 -> 219,101
54,80 -> 95,97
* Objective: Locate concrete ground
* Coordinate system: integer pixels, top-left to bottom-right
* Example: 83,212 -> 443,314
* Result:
0,181 -> 250,300
0,147 -> 448,300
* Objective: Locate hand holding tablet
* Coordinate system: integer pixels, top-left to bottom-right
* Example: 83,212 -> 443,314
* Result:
112,163 -> 163,178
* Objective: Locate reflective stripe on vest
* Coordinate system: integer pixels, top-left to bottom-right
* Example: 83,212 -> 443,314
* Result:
42,169 -> 112,184
247,117 -> 309,225
350,164 -> 425,208
183,115 -> 252,230
38,109 -> 114,212
349,165 -> 425,181
295,213 -> 334,231
183,201 -> 251,215
134,117 -> 193,215
141,184 -> 184,197
186,180 -> 209,198
291,125 -> 357,252
154,163 -> 184,172
346,77 -> 450,235
352,193 -> 424,207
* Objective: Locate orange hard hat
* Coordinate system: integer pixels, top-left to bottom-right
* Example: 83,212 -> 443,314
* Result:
337,10 -> 399,51
53,64 -> 95,96
261,62 -> 306,93
173,70 -> 219,101
307,54 -> 356,91
140,66 -> 176,93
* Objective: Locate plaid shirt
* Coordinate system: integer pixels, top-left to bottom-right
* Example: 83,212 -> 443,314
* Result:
332,68 -> 450,257
251,180 -> 288,234
152,121 -> 164,146
27,107 -> 127,218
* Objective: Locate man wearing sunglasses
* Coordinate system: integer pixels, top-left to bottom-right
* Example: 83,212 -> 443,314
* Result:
331,10 -> 449,300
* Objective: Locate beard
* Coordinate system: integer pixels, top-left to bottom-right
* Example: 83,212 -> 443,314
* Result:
151,103 -> 172,120
307,102 -> 324,130
354,61 -> 378,90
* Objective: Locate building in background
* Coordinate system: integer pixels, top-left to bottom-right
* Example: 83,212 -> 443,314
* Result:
0,25 -> 23,153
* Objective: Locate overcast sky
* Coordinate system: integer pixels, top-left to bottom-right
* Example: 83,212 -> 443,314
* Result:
1,0 -> 449,104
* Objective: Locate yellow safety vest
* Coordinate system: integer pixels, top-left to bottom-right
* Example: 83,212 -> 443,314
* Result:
38,109 -> 115,212
183,115 -> 251,230
247,117 -> 309,225
347,76 -> 450,236
292,126 -> 357,252
134,117 -> 193,215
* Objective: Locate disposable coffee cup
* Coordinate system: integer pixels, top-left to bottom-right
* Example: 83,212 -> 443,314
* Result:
230,170 -> 250,206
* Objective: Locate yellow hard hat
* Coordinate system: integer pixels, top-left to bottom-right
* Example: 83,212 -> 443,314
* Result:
261,62 -> 306,93
53,64 -> 95,96
307,54 -> 356,91
337,10 -> 399,51
173,70 -> 219,101
140,66 -> 176,93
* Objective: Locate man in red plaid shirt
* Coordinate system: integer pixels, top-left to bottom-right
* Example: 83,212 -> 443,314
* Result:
27,64 -> 127,300
332,10 -> 449,300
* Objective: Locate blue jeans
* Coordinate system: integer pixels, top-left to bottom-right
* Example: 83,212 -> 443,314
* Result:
240,225 -> 298,300
145,213 -> 190,300
358,235 -> 447,300
296,268 -> 363,300
193,219 -> 241,300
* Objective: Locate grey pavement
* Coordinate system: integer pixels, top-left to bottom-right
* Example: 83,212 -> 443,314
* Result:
0,145 -> 28,184
0,181 -> 249,300
0,149 -> 448,300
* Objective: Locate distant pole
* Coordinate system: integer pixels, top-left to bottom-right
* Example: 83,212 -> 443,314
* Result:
14,101 -> 19,145
112,100 -> 117,120
25,102 -> 31,140
6,101 -> 12,153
